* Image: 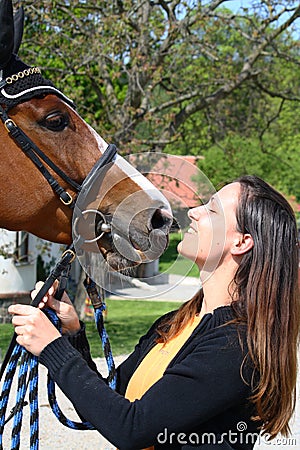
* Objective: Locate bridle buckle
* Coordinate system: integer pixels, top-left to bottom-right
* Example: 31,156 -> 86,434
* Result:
61,248 -> 76,263
4,118 -> 16,133
60,191 -> 73,206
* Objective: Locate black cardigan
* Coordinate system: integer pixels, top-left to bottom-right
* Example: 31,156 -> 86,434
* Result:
39,305 -> 261,449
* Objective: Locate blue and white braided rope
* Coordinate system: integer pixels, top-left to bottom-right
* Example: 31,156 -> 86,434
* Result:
0,302 -> 116,449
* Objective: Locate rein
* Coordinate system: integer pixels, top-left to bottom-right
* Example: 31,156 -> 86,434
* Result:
0,119 -> 119,448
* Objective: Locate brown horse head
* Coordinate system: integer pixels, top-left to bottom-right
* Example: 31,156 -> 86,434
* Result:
0,0 -> 172,271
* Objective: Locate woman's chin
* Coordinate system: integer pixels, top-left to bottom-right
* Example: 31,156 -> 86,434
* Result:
177,240 -> 183,254
177,240 -> 198,264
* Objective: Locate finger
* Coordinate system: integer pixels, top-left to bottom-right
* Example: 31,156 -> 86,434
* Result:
46,296 -> 73,315
11,315 -> 27,326
45,295 -> 60,312
8,304 -> 36,316
14,325 -> 25,336
32,281 -> 60,308
15,334 -> 24,347
33,281 -> 44,294
38,281 -> 60,308
47,288 -> 72,307
60,291 -> 73,305
36,280 -> 44,290
31,280 -> 57,298
31,287 -> 48,304
48,280 -> 59,297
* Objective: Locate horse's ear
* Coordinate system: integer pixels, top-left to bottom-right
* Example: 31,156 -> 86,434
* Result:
0,0 -> 14,69
13,6 -> 24,54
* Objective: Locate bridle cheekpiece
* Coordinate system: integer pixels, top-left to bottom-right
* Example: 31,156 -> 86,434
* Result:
0,59 -> 118,217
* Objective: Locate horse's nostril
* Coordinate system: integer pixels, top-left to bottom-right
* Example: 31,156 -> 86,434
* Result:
151,209 -> 172,230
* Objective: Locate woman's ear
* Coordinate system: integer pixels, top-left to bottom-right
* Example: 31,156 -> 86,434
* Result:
231,233 -> 254,256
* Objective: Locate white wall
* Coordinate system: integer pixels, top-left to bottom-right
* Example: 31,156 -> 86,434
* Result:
0,230 -> 36,293
0,229 -> 81,295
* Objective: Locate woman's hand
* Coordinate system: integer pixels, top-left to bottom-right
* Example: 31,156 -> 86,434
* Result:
8,281 -> 81,356
8,303 -> 61,356
31,281 -> 81,335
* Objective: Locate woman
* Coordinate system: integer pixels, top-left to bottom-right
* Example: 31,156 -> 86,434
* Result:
8,175 -> 299,449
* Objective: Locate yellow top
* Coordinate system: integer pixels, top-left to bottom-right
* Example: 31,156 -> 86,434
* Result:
125,314 -> 201,401
124,315 -> 201,450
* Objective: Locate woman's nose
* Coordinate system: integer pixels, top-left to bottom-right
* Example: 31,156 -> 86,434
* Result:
188,206 -> 203,221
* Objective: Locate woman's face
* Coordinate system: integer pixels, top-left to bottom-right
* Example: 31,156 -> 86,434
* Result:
178,182 -> 241,273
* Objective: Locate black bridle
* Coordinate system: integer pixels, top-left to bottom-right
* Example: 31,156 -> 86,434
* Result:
0,103 -> 118,210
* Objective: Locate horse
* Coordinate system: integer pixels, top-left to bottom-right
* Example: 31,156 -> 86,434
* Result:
0,0 -> 172,272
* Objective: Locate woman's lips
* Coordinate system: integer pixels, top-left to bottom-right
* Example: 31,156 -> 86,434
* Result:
187,224 -> 197,234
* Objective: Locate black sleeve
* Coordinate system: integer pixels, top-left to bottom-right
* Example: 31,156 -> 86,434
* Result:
67,321 -> 99,374
39,326 -> 251,450
66,312 -> 175,392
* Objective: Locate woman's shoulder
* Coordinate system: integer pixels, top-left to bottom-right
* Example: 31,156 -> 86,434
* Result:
143,309 -> 178,340
193,305 -> 248,346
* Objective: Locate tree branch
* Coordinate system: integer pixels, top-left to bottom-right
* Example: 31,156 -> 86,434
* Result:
163,3 -> 300,137
254,80 -> 300,102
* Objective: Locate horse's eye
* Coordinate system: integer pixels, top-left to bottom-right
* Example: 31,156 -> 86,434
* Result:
40,112 -> 69,132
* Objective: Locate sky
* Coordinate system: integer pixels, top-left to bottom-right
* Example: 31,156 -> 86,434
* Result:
224,0 -> 253,11
217,0 -> 300,36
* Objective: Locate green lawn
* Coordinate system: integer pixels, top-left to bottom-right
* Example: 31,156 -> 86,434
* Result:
0,323 -> 14,361
86,299 -> 179,357
0,299 -> 180,360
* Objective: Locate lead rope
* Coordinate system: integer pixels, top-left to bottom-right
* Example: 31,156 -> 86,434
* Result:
83,277 -> 116,390
0,248 -> 116,449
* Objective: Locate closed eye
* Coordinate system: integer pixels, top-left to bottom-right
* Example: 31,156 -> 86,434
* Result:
206,197 -> 218,214
39,112 -> 69,132
205,202 -> 215,213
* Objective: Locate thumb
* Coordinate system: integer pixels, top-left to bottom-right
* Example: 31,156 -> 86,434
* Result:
46,295 -> 62,313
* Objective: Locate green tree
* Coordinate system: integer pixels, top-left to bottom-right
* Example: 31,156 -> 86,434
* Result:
16,0 -> 300,196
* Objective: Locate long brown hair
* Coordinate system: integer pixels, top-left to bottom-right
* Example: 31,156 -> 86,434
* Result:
232,175 -> 299,438
156,291 -> 203,343
157,175 -> 300,438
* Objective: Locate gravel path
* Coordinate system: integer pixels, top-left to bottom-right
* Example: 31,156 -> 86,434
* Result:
1,354 -> 299,449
